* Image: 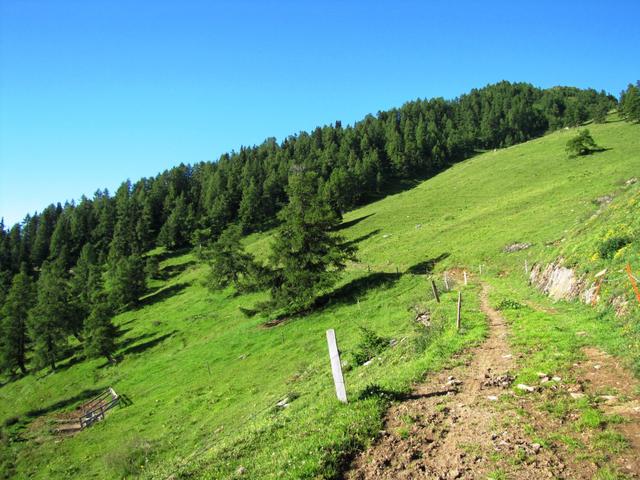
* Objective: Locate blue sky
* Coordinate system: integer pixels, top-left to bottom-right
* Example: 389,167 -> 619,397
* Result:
1,0 -> 639,226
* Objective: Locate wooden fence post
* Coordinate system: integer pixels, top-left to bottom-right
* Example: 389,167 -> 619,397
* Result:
456,292 -> 462,331
626,264 -> 640,304
326,329 -> 348,403
524,259 -> 529,275
463,271 -> 468,286
431,279 -> 440,303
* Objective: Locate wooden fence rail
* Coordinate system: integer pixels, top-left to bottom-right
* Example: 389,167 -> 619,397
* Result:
55,387 -> 119,434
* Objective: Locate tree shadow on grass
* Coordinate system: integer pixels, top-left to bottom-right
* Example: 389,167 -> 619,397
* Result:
406,253 -> 450,275
138,282 -> 190,308
342,229 -> 382,248
117,332 -> 157,353
313,272 -> 400,311
118,331 -> 177,357
333,213 -> 376,231
159,260 -> 197,281
155,247 -> 192,263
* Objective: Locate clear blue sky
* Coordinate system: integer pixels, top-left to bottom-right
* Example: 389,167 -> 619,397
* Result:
1,0 -> 639,226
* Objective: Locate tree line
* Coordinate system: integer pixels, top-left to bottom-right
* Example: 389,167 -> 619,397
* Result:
0,80 -> 626,377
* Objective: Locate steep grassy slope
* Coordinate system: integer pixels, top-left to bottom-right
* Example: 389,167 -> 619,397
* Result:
1,117 -> 638,479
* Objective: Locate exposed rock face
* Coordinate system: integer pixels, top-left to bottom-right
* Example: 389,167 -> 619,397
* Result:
530,260 -> 631,317
529,260 -> 586,301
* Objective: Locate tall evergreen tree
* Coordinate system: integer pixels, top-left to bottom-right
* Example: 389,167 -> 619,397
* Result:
266,171 -> 356,312
83,298 -> 117,363
620,82 -> 640,123
68,244 -> 103,336
206,224 -> 257,292
28,261 -> 70,371
238,179 -> 262,233
158,194 -> 193,249
108,255 -> 146,309
0,266 -> 34,375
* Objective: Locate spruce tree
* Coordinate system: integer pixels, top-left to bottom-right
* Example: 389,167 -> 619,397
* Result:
620,82 -> 640,123
68,244 -> 102,336
566,129 -> 601,156
28,261 -> 70,371
267,171 -> 356,312
145,255 -> 161,280
108,255 -> 146,309
206,224 -> 257,292
0,266 -> 34,374
238,180 -> 262,233
83,299 -> 117,363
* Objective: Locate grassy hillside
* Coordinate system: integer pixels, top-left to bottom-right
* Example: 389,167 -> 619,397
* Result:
1,116 -> 639,479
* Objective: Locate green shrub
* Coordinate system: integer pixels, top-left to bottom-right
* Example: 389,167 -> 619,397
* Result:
496,298 -> 523,310
351,327 -> 388,365
597,236 -> 632,259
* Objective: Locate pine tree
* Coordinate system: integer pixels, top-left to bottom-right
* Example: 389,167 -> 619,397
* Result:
68,244 -> 102,337
158,194 -> 193,249
145,255 -> 160,280
28,261 -> 70,371
49,210 -> 74,269
108,255 -> 146,309
620,82 -> 640,123
566,129 -> 601,157
83,299 -> 117,363
238,179 -> 262,233
0,266 -> 34,374
206,224 -> 257,292
267,171 -> 356,312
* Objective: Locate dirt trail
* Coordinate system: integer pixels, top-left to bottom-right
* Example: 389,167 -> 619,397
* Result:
347,285 -> 574,479
575,347 -> 640,476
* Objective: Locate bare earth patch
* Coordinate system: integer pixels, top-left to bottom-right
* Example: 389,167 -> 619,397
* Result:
574,347 -> 640,476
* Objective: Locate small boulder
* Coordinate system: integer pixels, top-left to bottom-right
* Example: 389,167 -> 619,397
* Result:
503,242 -> 532,253
516,384 -> 536,393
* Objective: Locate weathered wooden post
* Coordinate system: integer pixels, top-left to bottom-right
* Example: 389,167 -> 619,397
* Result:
524,259 -> 529,275
444,272 -> 450,291
456,292 -> 462,331
431,279 -> 440,303
463,271 -> 468,286
326,329 -> 348,403
479,264 -> 483,275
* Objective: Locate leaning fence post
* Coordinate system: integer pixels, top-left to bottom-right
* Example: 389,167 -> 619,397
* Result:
326,329 -> 348,403
456,292 -> 462,331
431,279 -> 440,303
626,264 -> 640,304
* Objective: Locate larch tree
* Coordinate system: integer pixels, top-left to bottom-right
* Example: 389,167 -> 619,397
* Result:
206,224 -> 257,293
266,170 -> 356,312
28,260 -> 70,371
83,297 -> 117,363
0,265 -> 34,375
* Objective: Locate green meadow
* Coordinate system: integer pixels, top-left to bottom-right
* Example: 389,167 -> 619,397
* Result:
1,116 -> 639,479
